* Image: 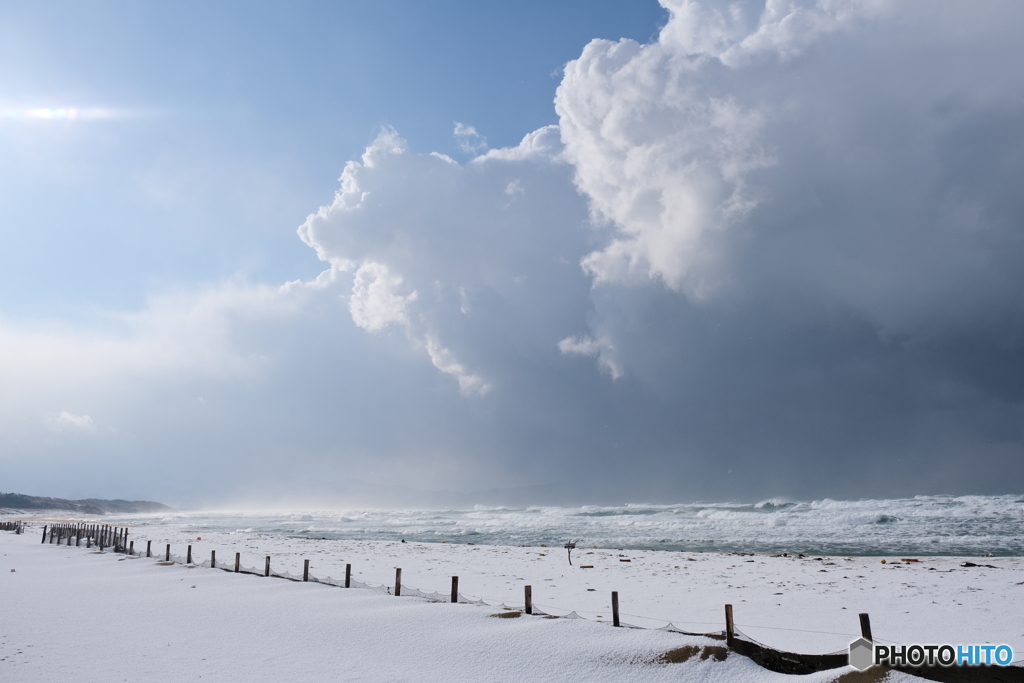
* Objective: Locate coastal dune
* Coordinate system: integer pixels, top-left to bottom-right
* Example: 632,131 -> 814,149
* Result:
6,526 -> 1020,681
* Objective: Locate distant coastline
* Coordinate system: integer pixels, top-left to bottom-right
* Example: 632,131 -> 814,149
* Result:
0,492 -> 173,515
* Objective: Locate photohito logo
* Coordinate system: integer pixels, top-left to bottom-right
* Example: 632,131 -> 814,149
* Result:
848,639 -> 1014,671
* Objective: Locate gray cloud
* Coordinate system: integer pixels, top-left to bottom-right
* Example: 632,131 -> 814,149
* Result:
3,0 -> 1022,505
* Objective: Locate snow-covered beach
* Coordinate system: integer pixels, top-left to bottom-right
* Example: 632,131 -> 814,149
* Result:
4,513 -> 1023,681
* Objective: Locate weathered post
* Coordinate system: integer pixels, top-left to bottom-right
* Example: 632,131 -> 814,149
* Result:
234,552 -> 240,573
725,604 -> 735,648
86,534 -> 91,549
394,568 -> 402,596
41,525 -> 47,543
265,556 -> 271,577
146,540 -> 151,558
76,529 -> 81,547
211,550 -> 216,568
451,576 -> 459,603
612,591 -> 620,627
345,563 -> 351,588
165,544 -> 171,562
124,529 -> 129,552
129,541 -> 134,554
303,559 -> 310,582
187,545 -> 193,565
525,585 -> 532,615
859,613 -> 873,641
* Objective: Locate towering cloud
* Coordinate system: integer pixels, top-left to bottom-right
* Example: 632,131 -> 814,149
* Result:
2,0 -> 1023,502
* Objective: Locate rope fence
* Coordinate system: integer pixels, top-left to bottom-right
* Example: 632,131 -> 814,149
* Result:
5,520 -> 1023,682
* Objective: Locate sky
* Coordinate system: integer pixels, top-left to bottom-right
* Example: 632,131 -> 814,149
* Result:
1,0 -> 1022,507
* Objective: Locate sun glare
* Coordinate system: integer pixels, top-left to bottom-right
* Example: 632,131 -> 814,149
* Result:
0,106 -> 127,121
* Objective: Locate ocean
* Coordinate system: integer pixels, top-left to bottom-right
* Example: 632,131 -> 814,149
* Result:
104,494 -> 1024,556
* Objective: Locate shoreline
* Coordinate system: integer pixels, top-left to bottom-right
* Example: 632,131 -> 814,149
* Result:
15,518 -> 1024,658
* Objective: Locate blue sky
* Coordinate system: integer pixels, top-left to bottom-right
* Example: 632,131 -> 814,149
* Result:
0,1 -> 664,316
2,1 -> 1023,507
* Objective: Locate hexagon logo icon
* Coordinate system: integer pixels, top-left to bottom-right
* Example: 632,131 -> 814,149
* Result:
848,637 -> 874,671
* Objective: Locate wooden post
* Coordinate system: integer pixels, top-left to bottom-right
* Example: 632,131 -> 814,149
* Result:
303,559 -> 310,582
86,534 -> 91,549
41,525 -> 47,543
725,604 -> 735,648
525,585 -> 532,615
612,591 -> 620,627
129,540 -> 134,554
146,540 -> 151,558
345,563 -> 351,588
451,576 -> 459,603
187,545 -> 193,565
394,568 -> 402,596
211,550 -> 216,568
76,529 -> 80,547
265,556 -> 271,577
234,552 -> 240,573
124,529 -> 128,552
859,613 -> 873,641
165,544 -> 170,562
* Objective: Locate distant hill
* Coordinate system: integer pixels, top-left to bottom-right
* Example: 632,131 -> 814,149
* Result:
0,492 -> 174,515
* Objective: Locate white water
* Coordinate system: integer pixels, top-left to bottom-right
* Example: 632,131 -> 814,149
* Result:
99,494 -> 1024,555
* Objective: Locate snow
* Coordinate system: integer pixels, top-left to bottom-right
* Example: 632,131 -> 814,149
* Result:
2,522 -> 1021,681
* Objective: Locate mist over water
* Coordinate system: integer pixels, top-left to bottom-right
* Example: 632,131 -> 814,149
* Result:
109,495 -> 1024,556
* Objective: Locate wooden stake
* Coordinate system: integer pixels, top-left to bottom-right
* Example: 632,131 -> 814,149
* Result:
187,545 -> 193,565
41,525 -> 47,543
211,550 -> 216,568
146,540 -> 151,558
234,552 -> 240,573
265,556 -> 271,577
345,563 -> 351,588
612,591 -> 620,627
451,576 -> 459,603
394,568 -> 402,596
303,559 -> 310,582
525,585 -> 532,615
725,604 -> 734,648
165,544 -> 170,562
129,541 -> 134,554
859,613 -> 873,641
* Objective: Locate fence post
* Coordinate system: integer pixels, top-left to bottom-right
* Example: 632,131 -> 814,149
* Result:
234,552 -> 240,573
525,585 -> 532,615
394,568 -> 402,596
124,529 -> 129,552
451,576 -> 458,603
612,591 -> 620,627
187,545 -> 193,565
859,613 -> 873,641
41,525 -> 47,543
265,556 -> 271,577
129,541 -> 134,554
345,563 -> 351,588
165,544 -> 170,562
87,533 -> 91,549
76,529 -> 80,547
211,550 -> 216,568
303,559 -> 310,582
725,604 -> 734,648
147,540 -> 151,558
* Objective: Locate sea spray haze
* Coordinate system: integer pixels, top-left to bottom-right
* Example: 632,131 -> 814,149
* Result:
94,494 -> 1024,556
